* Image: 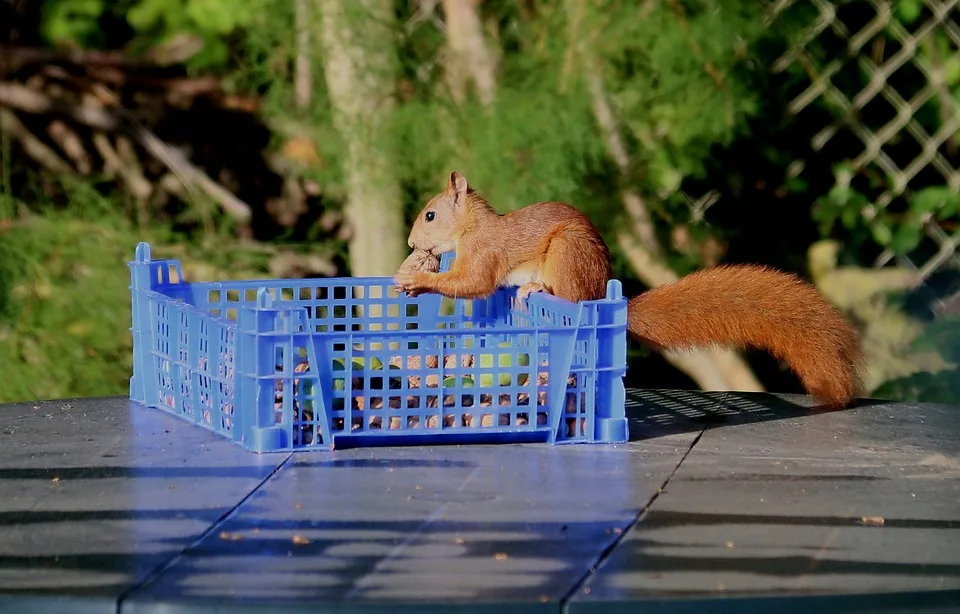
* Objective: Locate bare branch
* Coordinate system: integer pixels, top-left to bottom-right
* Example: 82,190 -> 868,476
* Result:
92,133 -> 152,200
0,80 -> 253,224
583,63 -> 661,258
0,81 -> 118,131
0,37 -> 204,77
47,119 -> 92,174
0,108 -> 73,174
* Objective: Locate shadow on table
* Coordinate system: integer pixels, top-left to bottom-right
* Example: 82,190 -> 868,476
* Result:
626,389 -> 897,441
0,515 -> 649,604
0,505 -> 244,599
122,516 -> 660,604
119,514 -> 959,604
581,509 -> 960,596
0,458 -> 475,481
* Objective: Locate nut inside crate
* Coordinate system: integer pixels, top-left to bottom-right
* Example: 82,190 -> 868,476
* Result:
129,242 -> 629,451
277,338 -> 583,444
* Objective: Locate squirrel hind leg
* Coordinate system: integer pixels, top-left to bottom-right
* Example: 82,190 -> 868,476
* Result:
539,227 -> 611,303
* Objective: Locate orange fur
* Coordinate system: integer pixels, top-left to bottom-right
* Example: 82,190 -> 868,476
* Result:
627,265 -> 863,407
395,172 -> 864,407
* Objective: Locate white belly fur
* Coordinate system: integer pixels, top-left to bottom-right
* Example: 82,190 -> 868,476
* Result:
501,264 -> 540,288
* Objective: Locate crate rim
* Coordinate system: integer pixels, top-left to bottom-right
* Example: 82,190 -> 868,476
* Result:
129,241 -> 627,336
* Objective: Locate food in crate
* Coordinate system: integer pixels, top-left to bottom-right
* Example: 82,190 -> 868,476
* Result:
276,346 -> 580,444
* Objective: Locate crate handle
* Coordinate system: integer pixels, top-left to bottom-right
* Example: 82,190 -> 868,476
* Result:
605,279 -> 622,300
135,241 -> 151,263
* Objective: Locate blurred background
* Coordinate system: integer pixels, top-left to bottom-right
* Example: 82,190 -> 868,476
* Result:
0,0 -> 958,406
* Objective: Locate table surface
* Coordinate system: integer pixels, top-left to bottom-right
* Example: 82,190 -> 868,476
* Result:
0,389 -> 958,614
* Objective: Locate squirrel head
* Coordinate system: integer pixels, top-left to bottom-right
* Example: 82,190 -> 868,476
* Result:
407,171 -> 472,255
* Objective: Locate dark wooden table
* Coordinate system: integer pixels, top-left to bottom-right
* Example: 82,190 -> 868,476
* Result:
0,389 -> 958,613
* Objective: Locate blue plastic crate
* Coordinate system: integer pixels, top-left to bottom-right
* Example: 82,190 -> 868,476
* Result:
128,241 -> 629,452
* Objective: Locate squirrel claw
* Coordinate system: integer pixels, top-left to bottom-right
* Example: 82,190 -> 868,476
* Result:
517,282 -> 547,301
394,271 -> 432,296
394,285 -> 420,297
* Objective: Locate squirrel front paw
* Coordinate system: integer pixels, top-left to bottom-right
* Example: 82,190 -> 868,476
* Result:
394,270 -> 435,296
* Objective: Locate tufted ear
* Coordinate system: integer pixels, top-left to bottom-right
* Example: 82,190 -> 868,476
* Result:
447,171 -> 468,206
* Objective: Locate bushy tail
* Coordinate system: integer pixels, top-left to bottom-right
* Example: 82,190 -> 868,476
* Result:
626,264 -> 864,407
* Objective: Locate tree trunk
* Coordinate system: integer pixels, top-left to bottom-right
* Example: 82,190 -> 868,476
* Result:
315,0 -> 406,276
440,0 -> 497,106
294,0 -> 312,113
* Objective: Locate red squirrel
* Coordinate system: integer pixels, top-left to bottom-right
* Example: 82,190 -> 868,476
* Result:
393,171 -> 864,408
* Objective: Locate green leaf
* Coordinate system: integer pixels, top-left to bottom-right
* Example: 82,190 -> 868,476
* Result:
937,197 -> 959,220
127,0 -> 169,32
840,205 -> 862,230
945,54 -> 960,87
911,186 -> 959,214
42,0 -> 105,47
785,175 -> 809,193
897,0 -> 922,24
889,223 -> 923,255
181,36 -> 230,69
870,219 -> 893,246
186,0 -> 241,35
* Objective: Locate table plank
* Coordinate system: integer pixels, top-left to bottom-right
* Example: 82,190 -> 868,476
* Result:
569,392 -> 960,613
5,388 -> 956,614
0,397 -> 290,614
119,390 -> 717,614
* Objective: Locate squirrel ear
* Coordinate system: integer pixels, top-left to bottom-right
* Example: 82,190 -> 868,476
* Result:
448,171 -> 468,206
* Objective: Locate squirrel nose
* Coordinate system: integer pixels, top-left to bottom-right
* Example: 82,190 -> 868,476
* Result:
407,238 -> 415,249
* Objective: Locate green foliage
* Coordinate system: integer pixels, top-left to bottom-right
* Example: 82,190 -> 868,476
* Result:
41,0 -> 262,69
590,0 -> 776,192
814,169 -> 960,257
899,0 -> 960,95
127,0 -> 256,67
873,370 -> 960,405
42,0 -> 107,49
791,1 -> 960,260
388,89 -> 610,216
0,213 -> 140,402
872,314 -> 960,405
0,189 -> 299,404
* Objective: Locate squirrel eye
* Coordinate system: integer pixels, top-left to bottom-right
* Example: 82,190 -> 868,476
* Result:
425,211 -> 436,222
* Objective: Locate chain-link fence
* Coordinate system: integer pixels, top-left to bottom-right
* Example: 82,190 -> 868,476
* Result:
766,0 -> 960,279
666,0 -> 960,279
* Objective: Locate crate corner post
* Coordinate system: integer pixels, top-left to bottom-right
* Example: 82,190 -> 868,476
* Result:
129,241 -> 156,406
595,279 -> 629,444
236,287 -> 289,453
